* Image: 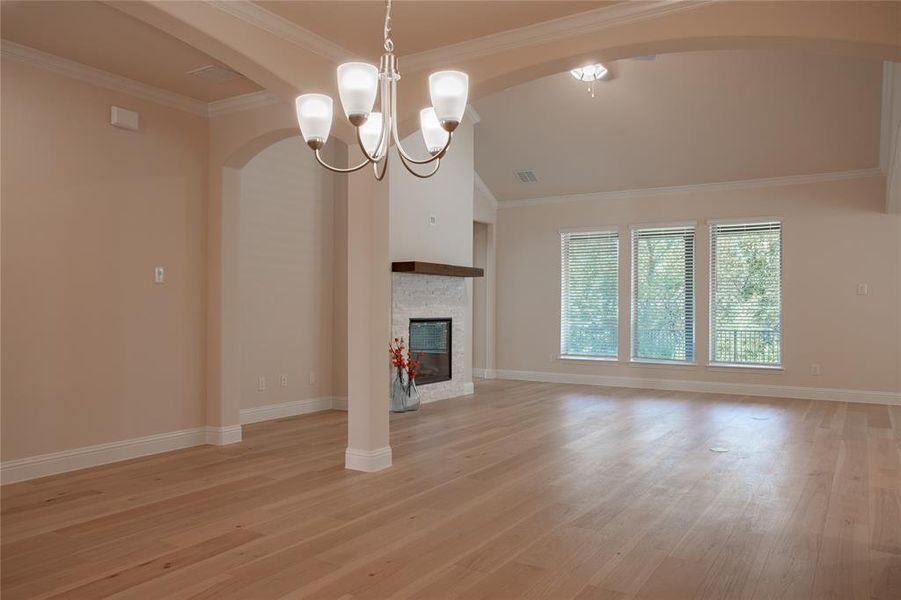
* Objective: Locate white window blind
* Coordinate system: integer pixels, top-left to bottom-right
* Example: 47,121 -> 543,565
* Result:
560,230 -> 619,358
710,221 -> 782,366
631,225 -> 695,362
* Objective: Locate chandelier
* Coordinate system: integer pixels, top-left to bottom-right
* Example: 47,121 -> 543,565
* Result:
294,0 -> 469,180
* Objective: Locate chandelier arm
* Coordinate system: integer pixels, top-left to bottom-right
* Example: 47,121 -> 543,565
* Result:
354,122 -> 388,163
314,149 -> 371,173
373,155 -> 389,181
392,127 -> 452,165
397,151 -> 441,178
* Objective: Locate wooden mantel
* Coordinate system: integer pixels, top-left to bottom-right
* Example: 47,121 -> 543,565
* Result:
391,261 -> 484,278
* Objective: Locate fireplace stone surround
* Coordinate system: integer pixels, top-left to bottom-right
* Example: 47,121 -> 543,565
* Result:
391,272 -> 468,403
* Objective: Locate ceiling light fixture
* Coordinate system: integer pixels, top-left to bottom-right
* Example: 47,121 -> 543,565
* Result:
570,63 -> 607,98
295,0 -> 468,180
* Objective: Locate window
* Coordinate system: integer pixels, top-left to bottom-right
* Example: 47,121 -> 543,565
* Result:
631,225 -> 695,362
710,221 -> 782,367
560,229 -> 619,359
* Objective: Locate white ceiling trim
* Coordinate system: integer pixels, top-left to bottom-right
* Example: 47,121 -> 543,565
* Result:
211,0 -> 715,73
1,39 -> 209,116
205,0 -> 353,63
474,171 -> 498,210
208,89 -> 281,117
498,168 -> 883,209
2,40 -> 281,118
402,0 -> 717,72
465,104 -> 481,125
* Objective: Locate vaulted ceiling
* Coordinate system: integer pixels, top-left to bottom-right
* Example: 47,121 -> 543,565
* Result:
473,49 -> 883,201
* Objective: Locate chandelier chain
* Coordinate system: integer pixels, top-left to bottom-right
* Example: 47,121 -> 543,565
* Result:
383,0 -> 394,53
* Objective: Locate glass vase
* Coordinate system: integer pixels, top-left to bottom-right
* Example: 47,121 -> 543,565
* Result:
390,369 -> 421,413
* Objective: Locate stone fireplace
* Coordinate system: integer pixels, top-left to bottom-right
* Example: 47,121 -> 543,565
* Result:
391,262 -> 482,403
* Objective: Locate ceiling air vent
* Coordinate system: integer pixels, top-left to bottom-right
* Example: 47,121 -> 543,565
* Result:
187,65 -> 245,83
515,170 -> 538,183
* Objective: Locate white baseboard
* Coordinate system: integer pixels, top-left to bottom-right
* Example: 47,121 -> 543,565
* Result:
332,396 -> 348,411
494,369 -> 901,406
204,425 -> 243,445
345,446 -> 392,472
0,423 -> 250,484
1,427 -> 207,484
463,382 -> 475,395
239,396 -> 335,424
473,369 -> 496,379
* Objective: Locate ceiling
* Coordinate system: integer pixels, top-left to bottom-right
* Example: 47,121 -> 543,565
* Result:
1,1 -> 262,102
474,50 -> 883,201
256,0 -> 614,60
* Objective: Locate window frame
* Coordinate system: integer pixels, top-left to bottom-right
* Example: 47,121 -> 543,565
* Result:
559,226 -> 621,361
707,217 -> 784,369
629,222 -> 697,365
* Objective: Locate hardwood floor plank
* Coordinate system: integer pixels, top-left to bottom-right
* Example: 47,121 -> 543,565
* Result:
1,380 -> 898,599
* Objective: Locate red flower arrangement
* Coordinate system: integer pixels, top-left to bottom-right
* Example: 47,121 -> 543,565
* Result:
388,337 -> 421,394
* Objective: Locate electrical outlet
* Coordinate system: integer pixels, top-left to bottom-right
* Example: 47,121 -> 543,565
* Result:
280,375 -> 288,387
857,283 -> 869,296
309,371 -> 316,385
428,215 -> 437,226
810,363 -> 821,376
257,376 -> 267,392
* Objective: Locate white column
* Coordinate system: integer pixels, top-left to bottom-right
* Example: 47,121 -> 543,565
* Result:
345,165 -> 392,471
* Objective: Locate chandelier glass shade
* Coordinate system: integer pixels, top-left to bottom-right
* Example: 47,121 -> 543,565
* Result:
295,0 -> 468,180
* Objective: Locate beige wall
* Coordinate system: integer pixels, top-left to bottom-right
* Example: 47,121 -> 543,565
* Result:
389,122 -> 475,266
1,60 -> 209,460
472,222 -> 488,371
332,144 -> 349,400
496,176 -> 901,393
238,137 -> 336,408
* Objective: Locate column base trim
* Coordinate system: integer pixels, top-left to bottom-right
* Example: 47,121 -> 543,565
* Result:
345,446 -> 393,472
204,425 -> 243,445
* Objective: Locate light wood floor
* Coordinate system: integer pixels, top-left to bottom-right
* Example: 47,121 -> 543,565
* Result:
2,380 -> 900,599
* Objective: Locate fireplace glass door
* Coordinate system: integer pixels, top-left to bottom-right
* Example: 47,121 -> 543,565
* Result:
409,318 -> 452,385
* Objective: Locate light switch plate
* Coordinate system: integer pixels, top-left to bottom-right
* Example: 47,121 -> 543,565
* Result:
154,266 -> 165,284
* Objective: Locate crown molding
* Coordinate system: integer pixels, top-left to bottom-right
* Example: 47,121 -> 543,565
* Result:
208,89 -> 282,117
402,0 -> 716,72
205,0 -> 352,63
204,0 -> 713,73
474,171 -> 498,210
498,168 -> 884,209
1,39 -> 210,116
465,104 -> 481,125
2,40 -> 285,118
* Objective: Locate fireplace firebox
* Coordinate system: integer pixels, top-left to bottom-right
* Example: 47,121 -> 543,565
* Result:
409,318 -> 452,385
